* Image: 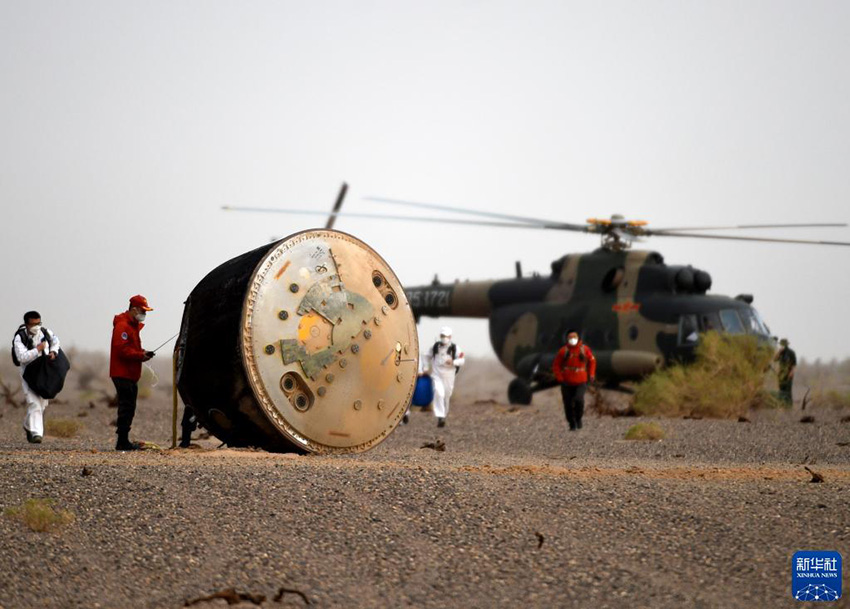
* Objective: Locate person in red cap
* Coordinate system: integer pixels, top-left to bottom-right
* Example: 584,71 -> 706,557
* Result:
110,295 -> 155,450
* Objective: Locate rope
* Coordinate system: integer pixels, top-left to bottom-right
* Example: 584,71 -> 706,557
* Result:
152,332 -> 179,353
171,350 -> 178,449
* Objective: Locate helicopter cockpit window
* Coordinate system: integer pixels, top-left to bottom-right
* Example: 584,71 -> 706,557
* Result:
753,308 -> 770,336
739,308 -> 769,336
678,314 -> 699,346
719,309 -> 745,334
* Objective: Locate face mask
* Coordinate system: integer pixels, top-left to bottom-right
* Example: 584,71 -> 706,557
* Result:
27,324 -> 42,336
440,337 -> 450,345
135,313 -> 147,322
568,337 -> 579,346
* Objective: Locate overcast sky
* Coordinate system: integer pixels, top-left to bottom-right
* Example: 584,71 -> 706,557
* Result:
1,1 -> 848,363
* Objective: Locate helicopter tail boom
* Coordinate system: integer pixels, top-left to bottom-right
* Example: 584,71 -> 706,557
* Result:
406,281 -> 494,319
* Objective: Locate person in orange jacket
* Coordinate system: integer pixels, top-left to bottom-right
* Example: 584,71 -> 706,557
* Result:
110,295 -> 155,451
552,330 -> 596,431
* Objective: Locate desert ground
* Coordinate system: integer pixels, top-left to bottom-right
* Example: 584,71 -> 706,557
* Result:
0,355 -> 848,609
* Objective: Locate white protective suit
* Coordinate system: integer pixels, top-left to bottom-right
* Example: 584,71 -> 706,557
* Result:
13,327 -> 60,438
426,341 -> 465,419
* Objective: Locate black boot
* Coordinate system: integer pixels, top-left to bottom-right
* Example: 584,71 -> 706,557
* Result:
179,408 -> 197,447
437,417 -> 446,428
179,428 -> 193,448
116,433 -> 140,451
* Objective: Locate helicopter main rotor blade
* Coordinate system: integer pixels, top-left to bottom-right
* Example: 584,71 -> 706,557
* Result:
650,222 -> 847,234
222,206 -> 576,231
364,196 -> 590,232
650,231 -> 850,247
325,182 -> 348,230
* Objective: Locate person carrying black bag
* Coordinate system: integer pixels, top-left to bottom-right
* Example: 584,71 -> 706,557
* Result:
11,311 -> 68,443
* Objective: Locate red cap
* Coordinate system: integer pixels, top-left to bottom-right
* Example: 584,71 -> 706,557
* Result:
129,295 -> 154,311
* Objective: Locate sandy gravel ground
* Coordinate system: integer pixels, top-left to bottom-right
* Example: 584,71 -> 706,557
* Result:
0,359 -> 848,609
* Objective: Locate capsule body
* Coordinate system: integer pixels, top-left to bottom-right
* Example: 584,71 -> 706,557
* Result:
176,230 -> 418,453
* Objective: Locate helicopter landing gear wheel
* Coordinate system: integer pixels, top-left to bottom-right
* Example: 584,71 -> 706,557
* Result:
508,378 -> 533,405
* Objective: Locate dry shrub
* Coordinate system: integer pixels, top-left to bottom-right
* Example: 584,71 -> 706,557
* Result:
635,332 -> 779,419
624,422 -> 665,441
796,357 -> 850,393
588,386 -> 637,417
45,419 -> 83,438
0,373 -> 26,408
62,348 -> 111,394
810,388 -> 850,410
4,498 -> 74,532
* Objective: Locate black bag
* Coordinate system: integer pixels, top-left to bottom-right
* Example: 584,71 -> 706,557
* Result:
23,348 -> 71,399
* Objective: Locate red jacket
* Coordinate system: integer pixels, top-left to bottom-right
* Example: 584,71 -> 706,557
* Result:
110,311 -> 147,381
552,342 -> 596,385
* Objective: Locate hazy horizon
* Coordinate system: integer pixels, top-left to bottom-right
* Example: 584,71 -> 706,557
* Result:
2,1 -> 848,364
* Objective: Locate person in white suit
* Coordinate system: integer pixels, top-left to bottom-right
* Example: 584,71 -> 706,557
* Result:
424,326 -> 465,428
12,311 -> 61,443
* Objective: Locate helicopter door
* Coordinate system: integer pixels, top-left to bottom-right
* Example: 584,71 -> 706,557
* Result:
678,314 -> 699,346
699,312 -> 721,332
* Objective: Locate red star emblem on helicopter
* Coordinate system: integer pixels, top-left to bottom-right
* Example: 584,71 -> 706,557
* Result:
612,300 -> 641,314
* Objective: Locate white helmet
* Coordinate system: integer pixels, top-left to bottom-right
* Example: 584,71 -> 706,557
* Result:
440,326 -> 453,338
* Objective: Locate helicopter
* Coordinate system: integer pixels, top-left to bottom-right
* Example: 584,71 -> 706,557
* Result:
224,188 -> 850,405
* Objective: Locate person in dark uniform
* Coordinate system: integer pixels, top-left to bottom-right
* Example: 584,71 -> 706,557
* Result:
774,338 -> 797,405
552,330 -> 596,431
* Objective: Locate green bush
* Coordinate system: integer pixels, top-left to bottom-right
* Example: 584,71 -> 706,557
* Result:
624,422 -> 665,440
635,332 -> 779,419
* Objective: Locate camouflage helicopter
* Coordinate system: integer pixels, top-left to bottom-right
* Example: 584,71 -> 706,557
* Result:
225,189 -> 850,405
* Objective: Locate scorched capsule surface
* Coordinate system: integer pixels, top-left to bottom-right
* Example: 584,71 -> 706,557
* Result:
176,230 -> 419,453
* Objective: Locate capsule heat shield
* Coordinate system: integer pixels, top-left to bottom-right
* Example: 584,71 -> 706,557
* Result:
176,230 -> 419,453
